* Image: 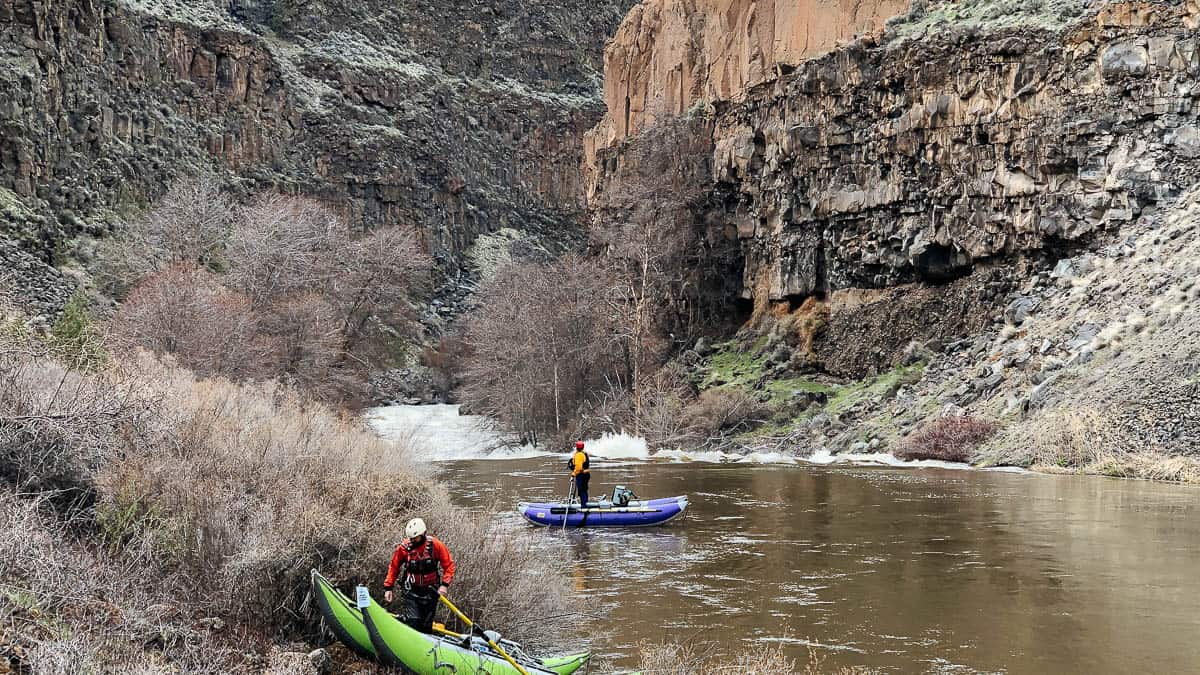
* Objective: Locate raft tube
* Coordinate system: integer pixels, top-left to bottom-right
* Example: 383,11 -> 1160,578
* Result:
311,570 -> 590,674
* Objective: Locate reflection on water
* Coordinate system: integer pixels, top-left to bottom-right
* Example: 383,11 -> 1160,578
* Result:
437,458 -> 1200,674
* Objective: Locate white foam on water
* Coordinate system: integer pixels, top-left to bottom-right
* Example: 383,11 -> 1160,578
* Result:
366,407 -> 1032,474
804,449 -> 966,469
736,451 -> 800,464
366,404 -> 548,461
982,465 -> 1031,474
803,449 -> 1030,473
581,432 -> 650,460
654,448 -> 733,463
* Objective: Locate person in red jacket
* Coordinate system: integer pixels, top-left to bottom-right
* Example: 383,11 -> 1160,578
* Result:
383,517 -> 456,634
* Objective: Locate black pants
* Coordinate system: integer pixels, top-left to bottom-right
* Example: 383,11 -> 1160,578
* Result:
401,585 -> 439,634
575,473 -> 590,508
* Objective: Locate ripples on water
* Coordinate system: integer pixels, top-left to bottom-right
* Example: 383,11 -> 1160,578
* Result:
368,406 -> 1200,674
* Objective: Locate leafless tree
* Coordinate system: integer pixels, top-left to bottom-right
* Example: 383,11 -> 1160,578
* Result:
227,195 -> 431,360
460,257 -> 616,444
104,187 -> 432,404
333,225 -> 430,357
590,114 -> 718,432
97,176 -> 236,297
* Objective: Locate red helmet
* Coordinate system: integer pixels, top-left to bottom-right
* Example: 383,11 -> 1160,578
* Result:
574,441 -> 585,450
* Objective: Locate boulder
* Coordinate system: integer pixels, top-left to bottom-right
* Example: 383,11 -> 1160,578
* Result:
1101,43 -> 1150,79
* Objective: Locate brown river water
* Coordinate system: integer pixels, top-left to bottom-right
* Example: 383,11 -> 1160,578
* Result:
371,406 -> 1200,673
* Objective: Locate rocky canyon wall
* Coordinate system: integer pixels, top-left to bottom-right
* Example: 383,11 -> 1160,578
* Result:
583,0 -> 911,174
589,1 -> 1200,310
0,0 -> 634,315
715,1 -> 1200,306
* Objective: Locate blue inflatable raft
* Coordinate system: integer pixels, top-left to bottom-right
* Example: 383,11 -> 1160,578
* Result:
518,493 -> 688,528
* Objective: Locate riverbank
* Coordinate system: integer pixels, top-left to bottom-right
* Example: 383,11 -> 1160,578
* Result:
0,317 -> 581,673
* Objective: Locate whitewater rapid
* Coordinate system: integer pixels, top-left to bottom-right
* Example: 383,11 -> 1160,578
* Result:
366,405 -> 1025,471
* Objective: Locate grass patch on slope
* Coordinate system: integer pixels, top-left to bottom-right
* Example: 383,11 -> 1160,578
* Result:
827,361 -> 927,415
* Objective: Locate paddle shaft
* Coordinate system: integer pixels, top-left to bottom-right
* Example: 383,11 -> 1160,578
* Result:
562,479 -> 575,532
439,595 -> 530,675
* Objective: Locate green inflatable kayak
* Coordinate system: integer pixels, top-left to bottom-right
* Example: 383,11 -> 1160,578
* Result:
311,570 -> 590,674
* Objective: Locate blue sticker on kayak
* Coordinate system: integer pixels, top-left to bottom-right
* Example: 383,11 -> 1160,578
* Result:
355,586 -> 370,609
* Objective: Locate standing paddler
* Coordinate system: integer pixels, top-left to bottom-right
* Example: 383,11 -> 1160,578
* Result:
383,517 -> 456,634
568,440 -> 590,509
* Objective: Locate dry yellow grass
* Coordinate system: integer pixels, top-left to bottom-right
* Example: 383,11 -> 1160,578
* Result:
985,407 -> 1200,484
633,640 -> 879,674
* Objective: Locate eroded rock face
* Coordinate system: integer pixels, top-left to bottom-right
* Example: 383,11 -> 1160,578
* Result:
584,0 -> 909,168
0,0 -> 635,314
590,1 -> 1200,315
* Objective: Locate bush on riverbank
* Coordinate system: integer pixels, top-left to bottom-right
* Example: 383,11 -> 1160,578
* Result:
896,415 -> 997,463
0,330 -> 575,671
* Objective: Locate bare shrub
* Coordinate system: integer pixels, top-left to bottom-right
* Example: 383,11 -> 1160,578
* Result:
896,415 -> 998,462
0,337 -> 151,515
421,334 -> 468,399
257,292 -> 344,392
227,196 -> 429,348
619,367 -> 698,448
684,387 -> 768,438
110,264 -> 273,380
225,195 -> 346,306
2,335 -> 576,659
94,354 -> 435,631
227,195 -> 431,398
97,175 -> 236,297
0,492 -> 246,674
333,225 -> 430,355
104,187 -> 432,404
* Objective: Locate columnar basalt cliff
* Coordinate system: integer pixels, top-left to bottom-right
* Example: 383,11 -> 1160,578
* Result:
586,1 -> 1200,465
583,0 -> 910,170
714,2 -> 1200,308
0,0 -> 635,314
589,0 -> 1200,307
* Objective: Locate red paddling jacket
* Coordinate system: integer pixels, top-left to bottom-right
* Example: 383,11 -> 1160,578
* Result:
384,536 -> 456,591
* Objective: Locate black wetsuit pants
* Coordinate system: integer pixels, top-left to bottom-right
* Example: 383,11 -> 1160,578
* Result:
402,585 -> 440,634
575,473 -> 590,508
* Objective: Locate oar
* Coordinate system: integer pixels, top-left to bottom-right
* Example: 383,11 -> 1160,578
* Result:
439,595 -> 530,675
562,478 -> 575,533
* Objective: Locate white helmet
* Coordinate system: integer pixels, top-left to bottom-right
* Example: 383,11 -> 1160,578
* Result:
405,517 -> 427,538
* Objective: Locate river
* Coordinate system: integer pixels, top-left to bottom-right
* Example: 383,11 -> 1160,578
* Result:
368,405 -> 1200,673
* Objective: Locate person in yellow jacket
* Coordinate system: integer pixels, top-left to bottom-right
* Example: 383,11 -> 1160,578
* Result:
567,440 -> 590,508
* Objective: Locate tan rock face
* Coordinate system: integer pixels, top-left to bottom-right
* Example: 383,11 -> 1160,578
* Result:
585,0 -> 909,167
